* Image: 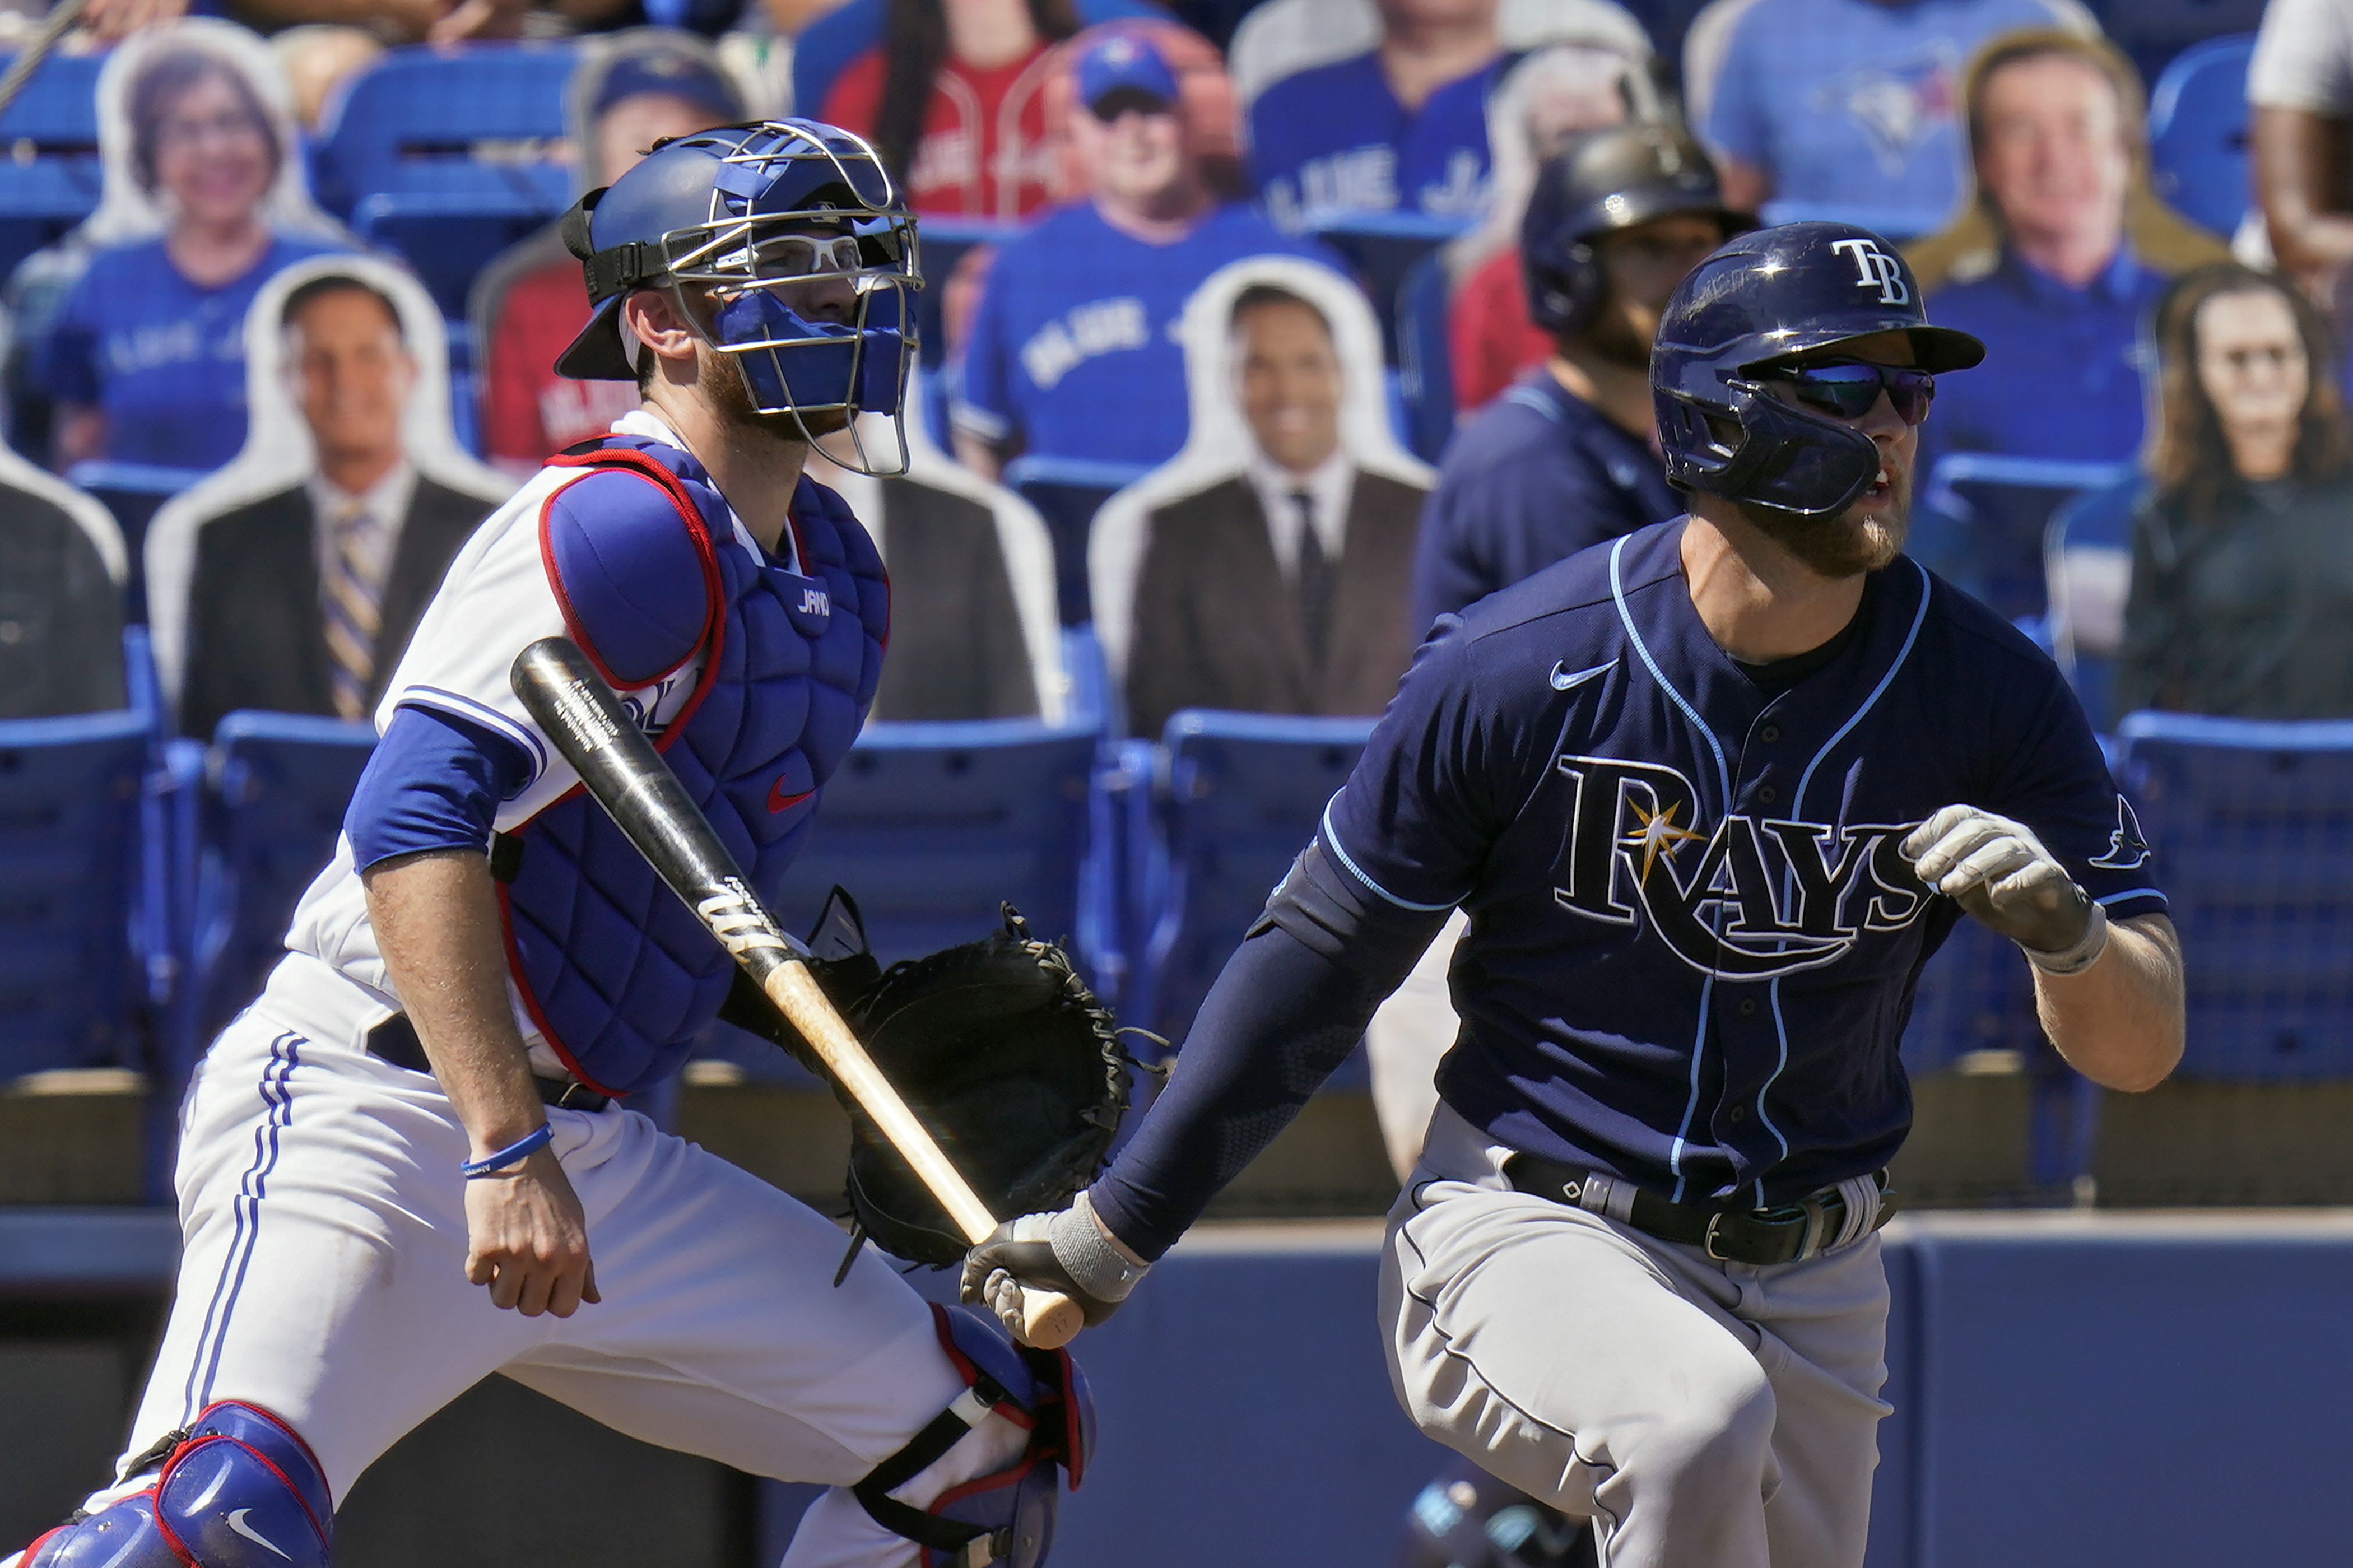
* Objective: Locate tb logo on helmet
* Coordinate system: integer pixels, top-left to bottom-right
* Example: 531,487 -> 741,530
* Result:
1828,236 -> 1909,306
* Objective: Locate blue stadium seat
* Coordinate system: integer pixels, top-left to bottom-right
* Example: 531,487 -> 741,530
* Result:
1006,455 -> 1152,626
1901,916 -> 2036,1077
2114,713 -> 2353,1080
789,0 -> 1165,128
1304,210 -> 1466,364
2093,1 -> 2264,89
770,718 -> 1099,967
1915,454 -> 2137,626
2043,473 -> 2143,732
2147,33 -> 2257,241
192,712 -> 376,1043
314,45 -> 578,323
0,639 -> 160,1080
65,459 -> 209,622
0,52 -> 102,280
1137,710 -> 1374,1044
1394,249 -> 1455,462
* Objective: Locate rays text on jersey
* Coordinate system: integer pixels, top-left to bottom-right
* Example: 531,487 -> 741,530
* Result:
1552,753 -> 1929,979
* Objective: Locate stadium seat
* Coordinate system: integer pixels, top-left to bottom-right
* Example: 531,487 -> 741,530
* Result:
2043,473 -> 2143,732
64,459 -> 209,624
1915,453 -> 2137,626
192,711 -> 377,1043
1394,249 -> 1455,461
2092,0 -> 2264,89
2113,713 -> 2353,1081
1005,455 -> 1152,626
1135,710 -> 1374,1044
2147,33 -> 2257,242
769,718 -> 1099,967
0,52 -> 103,280
0,641 -> 160,1080
789,0 -> 1165,129
314,45 -> 578,323
1305,210 -> 1468,363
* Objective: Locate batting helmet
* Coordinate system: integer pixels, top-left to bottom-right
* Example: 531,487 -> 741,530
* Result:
1520,123 -> 1751,336
556,119 -> 919,463
1650,221 -> 1985,517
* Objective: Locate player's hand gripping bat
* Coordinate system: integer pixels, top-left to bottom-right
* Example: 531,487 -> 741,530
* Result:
510,636 -> 1085,1351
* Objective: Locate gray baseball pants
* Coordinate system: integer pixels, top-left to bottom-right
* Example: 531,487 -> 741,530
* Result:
1378,1105 -> 1892,1568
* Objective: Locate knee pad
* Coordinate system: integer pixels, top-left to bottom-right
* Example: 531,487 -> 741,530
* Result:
855,1305 -> 1095,1568
21,1402 -> 331,1568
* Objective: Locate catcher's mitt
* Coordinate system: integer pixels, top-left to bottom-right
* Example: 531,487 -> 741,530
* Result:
720,891 -> 1136,1269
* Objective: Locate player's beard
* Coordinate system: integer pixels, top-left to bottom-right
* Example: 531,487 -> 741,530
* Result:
1739,471 -> 1910,579
699,346 -> 852,444
1578,299 -> 1652,370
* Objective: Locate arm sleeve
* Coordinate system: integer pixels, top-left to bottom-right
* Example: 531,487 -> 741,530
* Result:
2250,0 -> 2353,114
1985,663 -> 2168,922
1089,623 -> 1526,1258
346,704 -> 537,872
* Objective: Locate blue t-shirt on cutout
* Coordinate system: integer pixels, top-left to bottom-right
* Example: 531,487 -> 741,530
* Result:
40,232 -> 347,471
951,201 -> 1336,470
1249,50 -> 1508,228
1701,0 -> 2087,232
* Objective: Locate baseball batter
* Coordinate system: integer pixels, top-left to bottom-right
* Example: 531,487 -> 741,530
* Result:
13,122 -> 1087,1568
967,222 -> 2186,1566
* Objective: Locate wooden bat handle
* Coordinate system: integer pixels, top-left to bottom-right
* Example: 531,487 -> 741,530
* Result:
765,964 -> 1086,1351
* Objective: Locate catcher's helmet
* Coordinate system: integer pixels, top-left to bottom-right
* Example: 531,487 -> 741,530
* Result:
1650,221 -> 1985,517
1521,123 -> 1751,335
556,119 -> 919,469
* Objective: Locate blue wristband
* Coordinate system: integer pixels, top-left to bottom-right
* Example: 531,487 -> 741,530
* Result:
461,1124 -> 553,1179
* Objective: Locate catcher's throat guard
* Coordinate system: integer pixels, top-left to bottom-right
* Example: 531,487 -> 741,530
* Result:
559,118 -> 921,476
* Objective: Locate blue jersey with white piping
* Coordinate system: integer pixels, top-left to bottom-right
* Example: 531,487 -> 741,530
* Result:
1320,517 -> 2163,1204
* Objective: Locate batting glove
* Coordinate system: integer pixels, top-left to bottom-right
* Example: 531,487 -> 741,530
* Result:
1901,804 -> 2108,974
961,1192 -> 1148,1338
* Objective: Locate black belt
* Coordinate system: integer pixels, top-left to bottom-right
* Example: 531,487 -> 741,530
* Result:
1503,1153 -> 1893,1267
365,1013 -> 612,1113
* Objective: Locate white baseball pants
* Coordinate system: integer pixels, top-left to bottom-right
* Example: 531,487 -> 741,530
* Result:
75,955 -> 1021,1567
1379,1105 -> 1892,1568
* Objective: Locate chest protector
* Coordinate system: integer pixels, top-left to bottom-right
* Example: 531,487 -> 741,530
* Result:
501,435 -> 887,1095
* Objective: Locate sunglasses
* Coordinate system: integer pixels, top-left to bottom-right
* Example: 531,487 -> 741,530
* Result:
1756,360 -> 1936,425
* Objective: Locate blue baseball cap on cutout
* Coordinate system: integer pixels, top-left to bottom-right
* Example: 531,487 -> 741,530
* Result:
593,44 -> 743,123
1076,34 -> 1179,115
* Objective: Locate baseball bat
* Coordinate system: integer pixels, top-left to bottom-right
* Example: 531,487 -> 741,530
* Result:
0,0 -> 91,127
510,636 -> 1084,1351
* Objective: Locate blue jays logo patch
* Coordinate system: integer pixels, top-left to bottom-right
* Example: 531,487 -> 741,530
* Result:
1552,754 -> 1929,979
2087,797 -> 2150,871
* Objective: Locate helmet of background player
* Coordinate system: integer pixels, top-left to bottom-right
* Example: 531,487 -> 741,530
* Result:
1519,123 -> 1752,338
1650,221 -> 1985,518
555,119 -> 920,472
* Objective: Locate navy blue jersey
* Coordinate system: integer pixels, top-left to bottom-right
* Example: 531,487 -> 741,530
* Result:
1412,371 -> 1681,629
1322,520 -> 2165,1206
1249,50 -> 1506,227
950,201 -> 1333,468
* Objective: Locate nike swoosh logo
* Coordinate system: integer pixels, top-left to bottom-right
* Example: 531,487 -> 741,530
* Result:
1550,659 -> 1616,692
225,1510 -> 291,1561
768,778 -> 815,815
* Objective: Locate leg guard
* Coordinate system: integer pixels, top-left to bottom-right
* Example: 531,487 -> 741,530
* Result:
21,1402 -> 331,1568
854,1305 -> 1095,1568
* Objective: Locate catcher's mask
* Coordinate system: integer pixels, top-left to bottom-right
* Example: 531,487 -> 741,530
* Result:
557,118 -> 921,476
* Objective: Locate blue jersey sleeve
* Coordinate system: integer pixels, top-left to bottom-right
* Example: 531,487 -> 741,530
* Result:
1318,617 -> 1540,914
1984,668 -> 2168,922
346,705 -> 537,872
1698,8 -> 1770,169
38,267 -> 102,406
950,252 -> 1017,445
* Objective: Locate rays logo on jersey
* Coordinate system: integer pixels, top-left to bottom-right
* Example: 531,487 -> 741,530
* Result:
2087,796 -> 2150,870
1551,753 -> 1928,979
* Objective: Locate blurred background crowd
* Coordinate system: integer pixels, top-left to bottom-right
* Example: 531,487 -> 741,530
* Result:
2,1 -> 2350,1564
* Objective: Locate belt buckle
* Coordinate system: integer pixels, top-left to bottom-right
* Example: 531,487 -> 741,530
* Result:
1704,1212 -> 1732,1262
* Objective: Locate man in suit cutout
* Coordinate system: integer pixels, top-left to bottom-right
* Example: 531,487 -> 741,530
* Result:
1124,282 -> 1429,740
180,275 -> 496,739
